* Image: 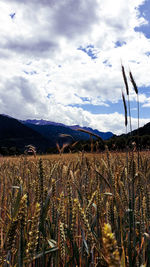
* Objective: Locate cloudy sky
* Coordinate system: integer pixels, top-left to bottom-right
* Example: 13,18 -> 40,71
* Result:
0,0 -> 150,134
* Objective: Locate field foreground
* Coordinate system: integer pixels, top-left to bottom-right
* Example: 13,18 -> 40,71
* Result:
0,151 -> 150,266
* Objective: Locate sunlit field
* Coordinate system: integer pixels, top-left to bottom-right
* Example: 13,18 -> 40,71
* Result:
0,151 -> 150,266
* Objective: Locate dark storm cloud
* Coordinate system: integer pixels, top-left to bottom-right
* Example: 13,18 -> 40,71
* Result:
5,0 -> 99,38
3,38 -> 58,57
51,0 -> 99,38
1,0 -> 99,58
0,75 -> 49,118
1,76 -> 37,103
2,0 -> 55,5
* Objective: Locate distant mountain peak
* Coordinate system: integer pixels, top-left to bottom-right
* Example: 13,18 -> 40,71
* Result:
23,119 -> 114,140
24,119 -> 67,127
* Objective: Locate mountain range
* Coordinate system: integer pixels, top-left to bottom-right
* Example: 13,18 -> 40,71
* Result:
1,114 -> 150,154
22,119 -> 113,140
0,114 -> 113,154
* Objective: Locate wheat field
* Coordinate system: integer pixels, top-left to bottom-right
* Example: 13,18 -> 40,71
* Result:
0,151 -> 150,267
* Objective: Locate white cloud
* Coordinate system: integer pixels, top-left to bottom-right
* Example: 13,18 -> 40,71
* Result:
0,0 -> 150,134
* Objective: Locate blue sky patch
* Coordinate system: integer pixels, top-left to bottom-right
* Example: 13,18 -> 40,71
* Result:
77,45 -> 97,59
146,52 -> 150,56
47,93 -> 52,99
24,70 -> 37,75
135,0 -> 150,38
115,41 -> 126,47
9,13 -> 16,19
103,60 -> 112,67
69,92 -> 150,119
80,96 -> 90,102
